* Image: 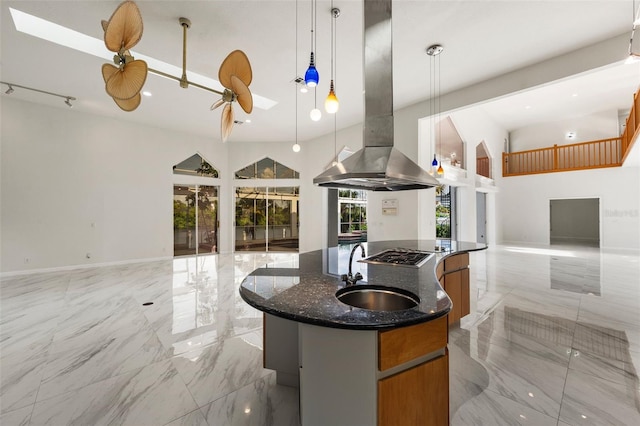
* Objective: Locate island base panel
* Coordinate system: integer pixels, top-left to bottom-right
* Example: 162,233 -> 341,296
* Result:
299,323 -> 378,426
264,313 -> 299,387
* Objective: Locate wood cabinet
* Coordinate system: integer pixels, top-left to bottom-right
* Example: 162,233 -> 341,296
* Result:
377,317 -> 449,426
378,352 -> 449,426
438,253 -> 471,325
378,316 -> 447,371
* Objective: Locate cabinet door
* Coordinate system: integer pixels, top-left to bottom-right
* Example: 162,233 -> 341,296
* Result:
444,268 -> 470,324
460,268 -> 470,317
444,271 -> 462,324
378,352 -> 449,426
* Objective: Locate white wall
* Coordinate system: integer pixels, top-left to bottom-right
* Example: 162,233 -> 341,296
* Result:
1,96 -> 371,273
509,109 -> 620,151
498,166 -> 640,250
446,108 -> 509,246
1,98 -> 228,272
367,102 -> 435,242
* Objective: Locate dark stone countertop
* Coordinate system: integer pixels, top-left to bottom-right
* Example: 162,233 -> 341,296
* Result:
239,240 -> 487,330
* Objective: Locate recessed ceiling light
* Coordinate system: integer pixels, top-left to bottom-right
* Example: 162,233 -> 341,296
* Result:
566,131 -> 576,139
525,105 -> 531,109
142,91 -> 152,97
572,93 -> 578,97
9,7 -> 277,110
245,119 -> 251,123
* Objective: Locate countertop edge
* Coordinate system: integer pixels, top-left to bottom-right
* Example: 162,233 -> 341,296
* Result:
239,241 -> 486,330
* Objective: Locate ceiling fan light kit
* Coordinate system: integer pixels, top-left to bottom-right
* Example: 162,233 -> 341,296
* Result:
100,1 -> 254,142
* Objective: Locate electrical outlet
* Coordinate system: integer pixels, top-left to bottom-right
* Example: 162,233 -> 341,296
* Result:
86,252 -> 91,259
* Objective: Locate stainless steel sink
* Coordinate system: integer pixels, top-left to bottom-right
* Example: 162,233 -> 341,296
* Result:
336,285 -> 420,311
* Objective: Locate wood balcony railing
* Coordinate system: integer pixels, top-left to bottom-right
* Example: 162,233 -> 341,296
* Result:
503,88 -> 639,177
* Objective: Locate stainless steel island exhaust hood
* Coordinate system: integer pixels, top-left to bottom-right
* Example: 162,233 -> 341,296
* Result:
313,0 -> 439,191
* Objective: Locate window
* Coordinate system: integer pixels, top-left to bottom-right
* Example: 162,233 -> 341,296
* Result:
234,158 -> 300,252
173,153 -> 219,177
235,157 -> 299,179
338,189 -> 367,241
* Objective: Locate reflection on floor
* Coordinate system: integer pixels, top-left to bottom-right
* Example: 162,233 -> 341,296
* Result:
1,244 -> 638,425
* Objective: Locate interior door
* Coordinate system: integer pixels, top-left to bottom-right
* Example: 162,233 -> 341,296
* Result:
476,192 -> 487,244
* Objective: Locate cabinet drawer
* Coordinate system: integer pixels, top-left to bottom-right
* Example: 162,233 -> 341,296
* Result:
378,316 -> 447,371
443,252 -> 469,273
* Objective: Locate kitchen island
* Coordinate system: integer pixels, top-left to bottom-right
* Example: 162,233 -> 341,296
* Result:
239,240 -> 486,426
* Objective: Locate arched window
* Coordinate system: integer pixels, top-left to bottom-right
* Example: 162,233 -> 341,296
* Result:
234,158 -> 300,252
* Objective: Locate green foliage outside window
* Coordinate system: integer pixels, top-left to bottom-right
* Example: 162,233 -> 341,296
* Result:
436,223 -> 450,238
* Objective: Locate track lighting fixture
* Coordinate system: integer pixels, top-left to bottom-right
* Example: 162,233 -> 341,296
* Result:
65,97 -> 73,107
1,81 -> 76,105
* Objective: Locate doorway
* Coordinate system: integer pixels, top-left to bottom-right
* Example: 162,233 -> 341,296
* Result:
173,185 -> 219,256
476,192 -> 487,244
234,187 -> 299,252
436,185 -> 457,241
550,198 -> 600,246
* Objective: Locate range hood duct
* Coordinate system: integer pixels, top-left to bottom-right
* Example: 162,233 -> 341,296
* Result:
313,0 -> 439,191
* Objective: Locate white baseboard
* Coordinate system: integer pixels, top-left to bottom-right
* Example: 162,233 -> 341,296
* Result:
0,256 -> 174,278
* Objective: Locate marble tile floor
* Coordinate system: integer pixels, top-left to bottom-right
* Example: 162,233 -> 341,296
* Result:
0,244 -> 638,425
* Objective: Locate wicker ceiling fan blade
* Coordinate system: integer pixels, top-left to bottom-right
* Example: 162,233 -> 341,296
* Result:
219,50 -> 252,89
103,63 -> 142,111
231,75 -> 253,114
101,20 -> 109,32
105,59 -> 148,100
113,93 -> 142,111
221,103 -> 234,142
104,1 -> 144,52
210,98 -> 225,111
102,63 -> 119,83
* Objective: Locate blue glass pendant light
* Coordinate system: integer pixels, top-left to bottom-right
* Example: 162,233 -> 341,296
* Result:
432,154 -> 438,167
305,52 -> 319,87
304,0 -> 319,87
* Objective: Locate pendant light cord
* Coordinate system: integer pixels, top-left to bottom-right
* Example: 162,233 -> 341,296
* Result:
296,0 -> 298,144
437,52 -> 441,159
310,0 -> 314,52
330,0 -> 335,83
313,0 -> 318,109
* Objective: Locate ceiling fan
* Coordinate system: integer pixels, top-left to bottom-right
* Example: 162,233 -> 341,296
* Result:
100,1 -> 254,142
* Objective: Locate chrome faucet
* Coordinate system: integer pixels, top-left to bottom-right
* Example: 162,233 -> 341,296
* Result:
342,243 -> 366,286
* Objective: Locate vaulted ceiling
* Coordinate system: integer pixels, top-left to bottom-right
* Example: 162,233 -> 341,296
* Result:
1,1 -> 638,143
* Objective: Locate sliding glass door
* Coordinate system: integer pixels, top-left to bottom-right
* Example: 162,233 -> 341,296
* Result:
235,186 -> 299,252
173,185 -> 219,256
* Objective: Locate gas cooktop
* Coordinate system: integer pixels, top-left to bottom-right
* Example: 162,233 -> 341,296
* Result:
359,248 -> 434,268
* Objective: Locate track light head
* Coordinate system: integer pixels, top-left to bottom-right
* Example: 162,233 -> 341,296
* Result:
5,85 -> 14,95
64,97 -> 73,107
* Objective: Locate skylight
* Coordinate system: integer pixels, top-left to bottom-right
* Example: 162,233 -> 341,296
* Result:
9,7 -> 277,110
